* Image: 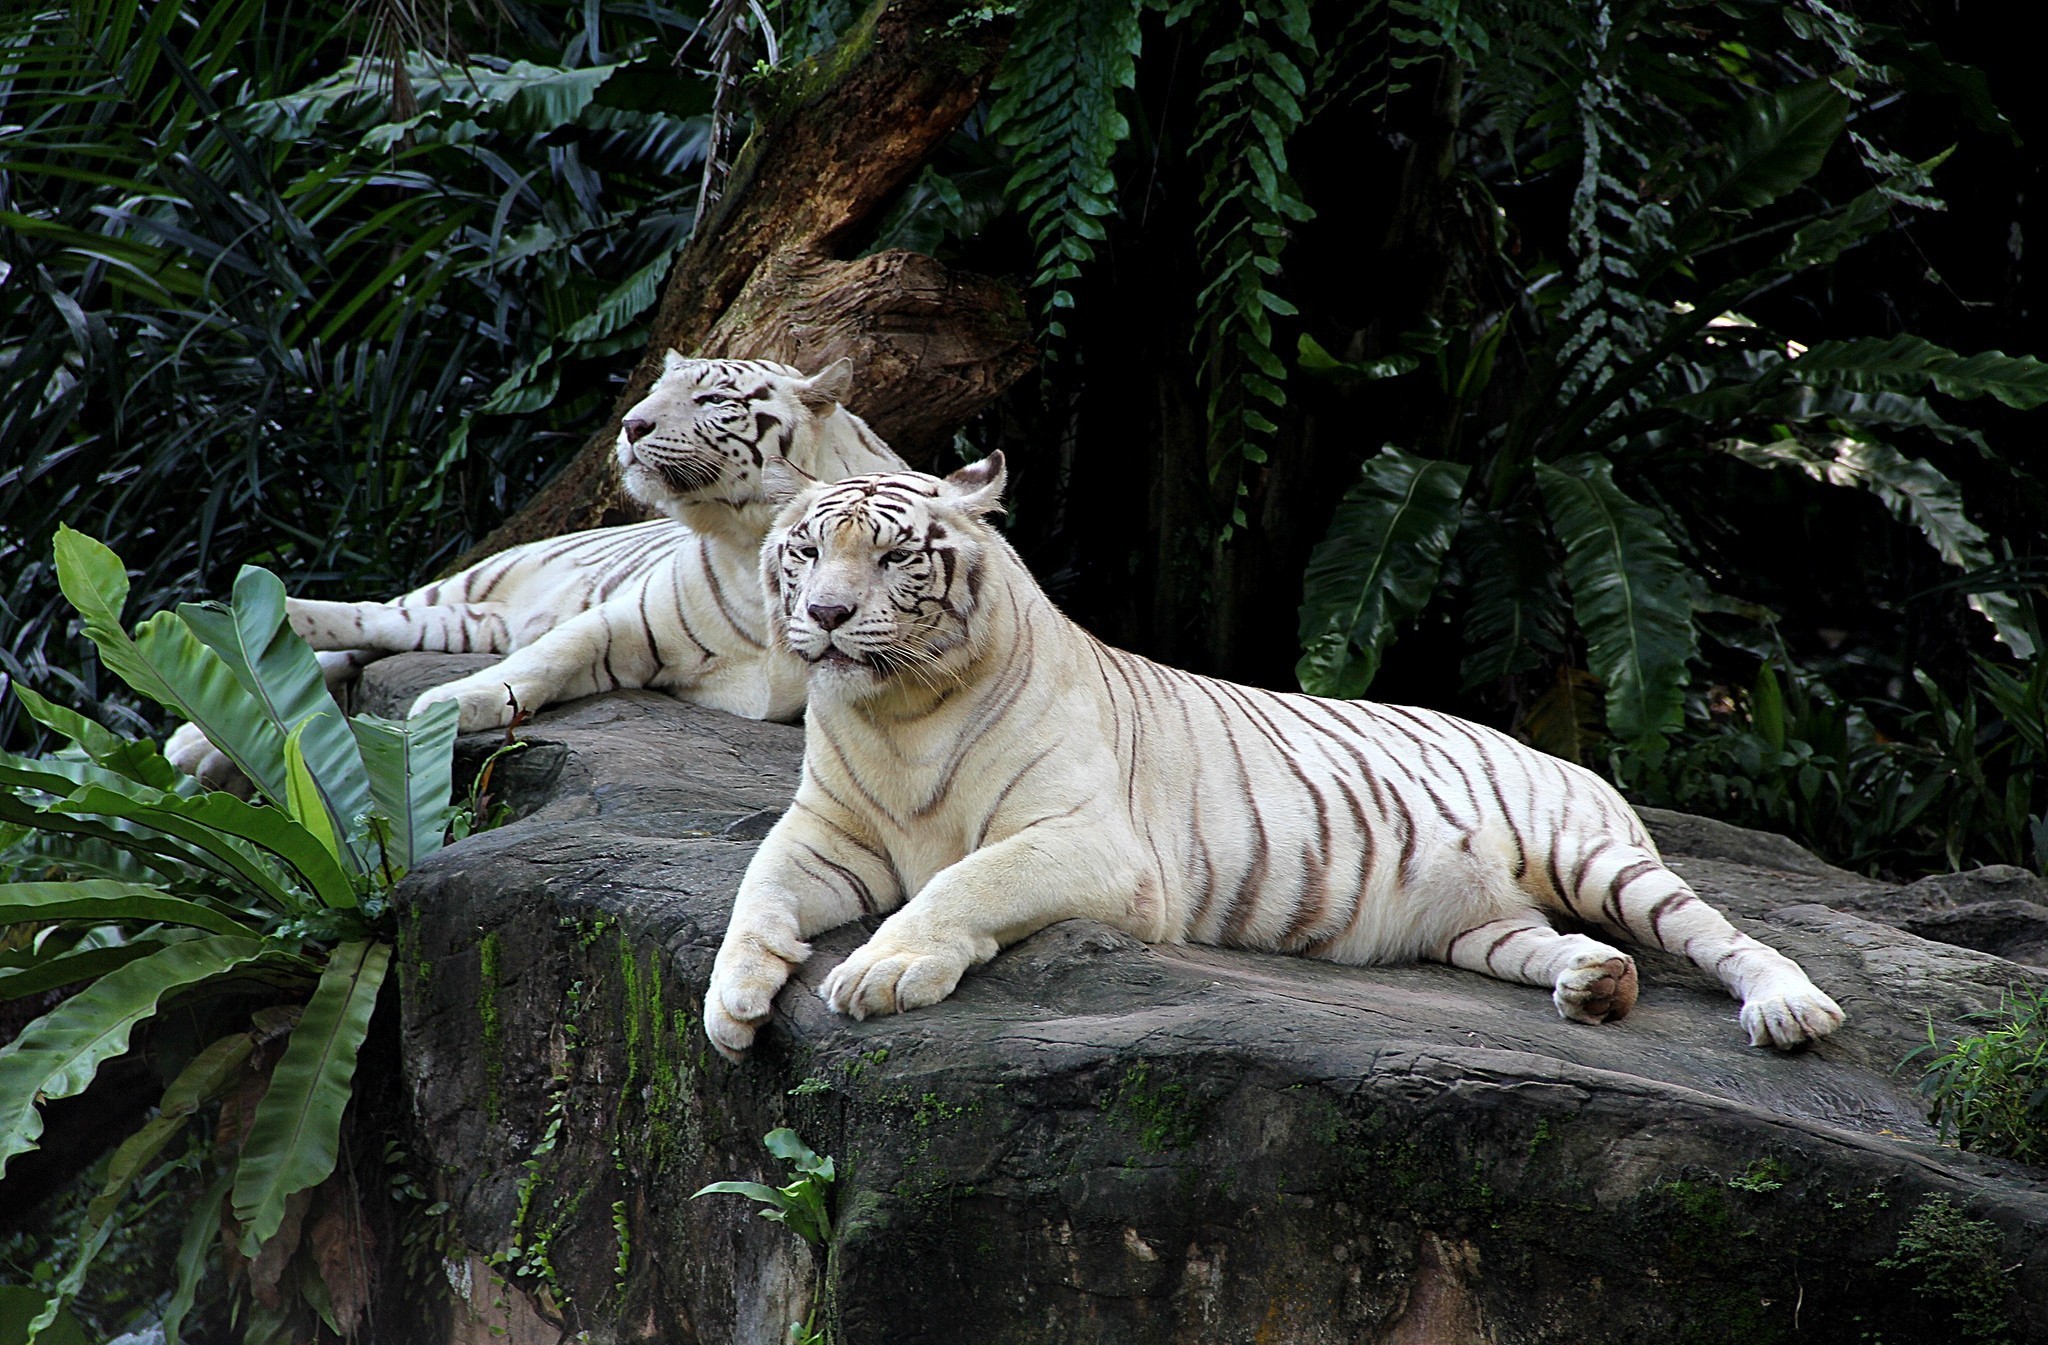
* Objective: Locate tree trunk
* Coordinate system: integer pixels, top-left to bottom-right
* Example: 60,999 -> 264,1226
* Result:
457,0 -> 1035,566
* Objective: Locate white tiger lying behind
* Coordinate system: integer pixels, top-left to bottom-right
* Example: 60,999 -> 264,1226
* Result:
703,453 -> 1846,1059
167,354 -> 906,788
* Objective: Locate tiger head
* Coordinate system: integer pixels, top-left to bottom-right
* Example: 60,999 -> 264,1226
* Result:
761,454 -> 1009,697
615,353 -> 856,523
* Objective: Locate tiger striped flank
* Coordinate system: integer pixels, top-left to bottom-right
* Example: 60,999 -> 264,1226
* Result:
703,454 -> 1846,1059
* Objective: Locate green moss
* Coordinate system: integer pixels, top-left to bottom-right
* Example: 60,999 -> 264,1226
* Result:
478,931 -> 503,1123
617,934 -> 644,1089
1103,1063 -> 1205,1155
1727,1157 -> 1789,1194
1879,1194 -> 2013,1343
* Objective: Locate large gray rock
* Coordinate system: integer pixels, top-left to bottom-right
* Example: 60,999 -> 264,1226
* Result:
375,655 -> 2048,1344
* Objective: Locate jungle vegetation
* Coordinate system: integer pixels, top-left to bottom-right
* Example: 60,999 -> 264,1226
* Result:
1,0 -> 2045,1337
3,0 -> 2041,885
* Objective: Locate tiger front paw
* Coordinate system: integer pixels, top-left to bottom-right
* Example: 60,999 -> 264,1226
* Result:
1740,982 -> 1845,1049
817,931 -> 982,1022
1553,948 -> 1639,1025
409,676 -> 529,733
703,922 -> 812,1060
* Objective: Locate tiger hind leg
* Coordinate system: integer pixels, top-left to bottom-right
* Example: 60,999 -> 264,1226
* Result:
1438,914 -> 1639,1025
1551,840 -> 1844,1048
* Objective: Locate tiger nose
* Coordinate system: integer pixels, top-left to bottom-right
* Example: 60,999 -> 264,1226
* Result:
621,418 -> 655,444
808,602 -> 856,631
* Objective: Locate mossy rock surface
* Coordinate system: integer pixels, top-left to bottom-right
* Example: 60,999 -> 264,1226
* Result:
371,655 -> 2048,1344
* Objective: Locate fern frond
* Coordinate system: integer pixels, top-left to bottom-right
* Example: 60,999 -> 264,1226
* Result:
1182,0 -> 1316,529
986,0 -> 1143,344
1553,1 -> 1667,411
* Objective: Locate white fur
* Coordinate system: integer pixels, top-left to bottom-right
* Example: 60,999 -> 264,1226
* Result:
704,457 -> 1847,1058
166,356 -> 904,787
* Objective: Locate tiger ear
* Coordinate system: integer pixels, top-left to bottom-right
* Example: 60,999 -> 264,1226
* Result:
663,348 -> 691,375
762,456 -> 818,506
943,451 -> 1007,516
795,356 -> 854,411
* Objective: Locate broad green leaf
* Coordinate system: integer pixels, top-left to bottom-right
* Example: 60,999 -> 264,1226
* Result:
763,1127 -> 834,1179
1686,79 -> 1849,220
10,685 -> 180,791
0,935 -> 280,1178
0,880 -> 259,938
1535,457 -> 1699,747
0,942 -> 167,1003
1457,510 -> 1567,692
33,1027 -> 248,1344
53,527 -> 291,806
178,565 -> 370,860
691,1180 -> 792,1207
1714,435 -> 2036,658
1752,664 -> 1788,753
47,786 -> 325,913
232,940 -> 389,1253
0,1286 -> 88,1345
1769,184 -> 1890,276
282,720 -> 342,862
86,1033 -> 251,1223
347,704 -> 460,875
1790,335 -> 2048,411
0,788 -> 208,888
161,1164 -> 233,1345
1296,448 -> 1470,697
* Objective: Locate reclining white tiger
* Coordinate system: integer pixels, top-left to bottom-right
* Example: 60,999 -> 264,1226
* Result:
703,453 -> 1847,1059
167,354 -> 906,788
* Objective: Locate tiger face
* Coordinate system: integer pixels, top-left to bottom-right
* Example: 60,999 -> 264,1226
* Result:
762,454 -> 1008,692
615,353 -> 853,516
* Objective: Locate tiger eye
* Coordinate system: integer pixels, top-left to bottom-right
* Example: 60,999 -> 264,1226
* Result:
883,549 -> 913,566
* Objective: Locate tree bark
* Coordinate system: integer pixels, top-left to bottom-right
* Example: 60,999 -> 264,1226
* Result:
458,0 -> 1035,565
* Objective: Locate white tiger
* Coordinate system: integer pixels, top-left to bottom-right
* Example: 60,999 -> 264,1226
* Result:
167,355 -> 906,787
702,453 -> 1847,1059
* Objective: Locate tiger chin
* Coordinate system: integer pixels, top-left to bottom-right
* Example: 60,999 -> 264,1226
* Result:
166,355 -> 908,789
702,452 -> 1846,1060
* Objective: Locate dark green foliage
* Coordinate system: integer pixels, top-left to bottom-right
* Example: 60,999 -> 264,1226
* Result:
1535,457 -> 1697,748
1176,0 -> 1317,522
955,0 -> 2043,878
1911,986 -> 2048,1166
0,0 -> 708,748
1877,1194 -> 2014,1342
986,0 -> 1143,341
0,531 -> 463,1340
1297,448 -> 1469,698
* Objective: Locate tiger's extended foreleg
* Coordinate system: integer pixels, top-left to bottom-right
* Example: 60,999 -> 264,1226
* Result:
288,597 -> 514,656
705,794 -> 902,1059
1437,913 -> 1639,1025
1553,840 -> 1844,1048
817,816 -> 1142,1022
407,597 -> 664,732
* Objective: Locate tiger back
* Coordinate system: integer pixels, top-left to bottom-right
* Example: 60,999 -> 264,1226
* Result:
702,454 -> 1846,1059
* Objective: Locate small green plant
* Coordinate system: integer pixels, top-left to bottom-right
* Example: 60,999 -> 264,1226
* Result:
1726,1157 -> 1788,1194
1877,1194 -> 2013,1343
693,1129 -> 837,1343
0,527 -> 462,1341
1909,985 -> 2048,1164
